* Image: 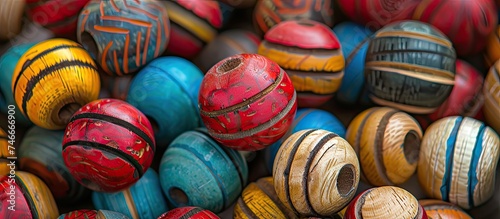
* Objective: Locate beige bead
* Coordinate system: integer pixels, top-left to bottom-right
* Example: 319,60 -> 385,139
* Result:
0,0 -> 25,40
483,60 -> 500,134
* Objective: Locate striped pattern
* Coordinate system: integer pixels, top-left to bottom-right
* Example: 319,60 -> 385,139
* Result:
16,171 -> 60,218
0,127 -> 10,177
57,209 -> 130,219
158,207 -> 219,219
417,116 -> 500,209
11,38 -> 100,130
0,0 -> 25,40
483,60 -> 500,135
273,129 -> 360,217
485,26 -> 500,68
365,20 -> 456,114
419,199 -> 473,219
345,107 -> 423,186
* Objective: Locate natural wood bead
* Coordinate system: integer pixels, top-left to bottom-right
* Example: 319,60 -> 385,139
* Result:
483,60 -> 500,134
485,26 -> 500,68
273,129 -> 360,217
419,199 -> 472,219
417,116 -> 500,209
345,107 -> 423,186
0,0 -> 25,40
344,186 -> 428,219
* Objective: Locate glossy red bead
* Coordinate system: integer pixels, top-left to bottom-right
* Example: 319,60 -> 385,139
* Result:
264,21 -> 340,49
157,207 -> 219,219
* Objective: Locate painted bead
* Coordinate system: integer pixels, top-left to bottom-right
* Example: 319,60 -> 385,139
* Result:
26,0 -> 90,37
273,129 -> 360,217
0,171 -> 59,219
483,60 -> 500,134
62,98 -> 155,193
195,29 -> 261,73
253,0 -> 334,35
159,129 -> 248,213
100,74 -> 134,101
0,0 -> 25,40
127,57 -> 204,151
77,0 -> 170,76
93,169 -> 168,219
419,199 -> 472,219
413,0 -> 498,56
57,209 -> 130,219
365,20 -> 456,114
199,54 -> 297,151
344,186 -> 428,219
0,127 -> 11,177
332,22 -> 374,106
417,116 -> 500,209
258,20 -> 344,107
19,126 -> 88,203
157,207 -> 219,219
485,26 -> 500,68
265,108 -> 346,173
11,38 -> 101,130
234,177 -> 298,219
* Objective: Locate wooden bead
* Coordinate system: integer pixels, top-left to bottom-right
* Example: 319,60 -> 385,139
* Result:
92,169 -> 168,219
419,199 -> 472,219
157,207 -> 219,219
58,209 -> 130,219
253,0 -> 334,35
273,129 -> 360,217
62,98 -> 156,193
234,177 -> 298,219
77,0 -> 170,76
100,74 -> 133,101
365,20 -> 456,114
0,127 -> 11,177
413,0 -> 498,56
159,129 -> 248,213
344,186 -> 428,219
199,54 -> 297,151
11,38 -> 101,130
0,171 -> 59,218
417,116 -> 500,209
485,26 -> 500,68
127,56 -> 204,150
332,22 -> 374,106
0,0 -> 25,40
258,20 -> 344,107
483,60 -> 500,134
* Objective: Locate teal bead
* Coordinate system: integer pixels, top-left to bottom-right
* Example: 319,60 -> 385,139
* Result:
92,169 -> 168,219
159,128 -> 248,213
57,209 -> 130,219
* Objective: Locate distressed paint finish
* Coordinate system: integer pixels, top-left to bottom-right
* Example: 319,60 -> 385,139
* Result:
365,20 -> 456,114
273,129 -> 360,217
62,98 -> 155,193
419,199 -> 472,219
0,0 -> 25,40
417,116 -> 500,209
77,0 -> 170,76
92,169 -> 168,219
344,186 -> 428,219
159,129 -> 248,213
11,38 -> 101,130
157,207 -> 219,219
345,107 -> 423,186
483,60 -> 500,135
57,209 -> 130,219
199,54 -> 297,151
258,20 -> 344,107
485,26 -> 500,68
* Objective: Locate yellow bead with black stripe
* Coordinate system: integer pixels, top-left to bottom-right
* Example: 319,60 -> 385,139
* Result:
11,38 -> 101,130
11,171 -> 59,218
0,127 -> 10,177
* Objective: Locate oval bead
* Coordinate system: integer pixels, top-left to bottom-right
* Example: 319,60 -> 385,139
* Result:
419,199 -> 472,219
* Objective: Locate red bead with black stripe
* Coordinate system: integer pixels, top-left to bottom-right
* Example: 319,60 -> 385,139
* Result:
62,98 -> 155,193
157,207 -> 220,219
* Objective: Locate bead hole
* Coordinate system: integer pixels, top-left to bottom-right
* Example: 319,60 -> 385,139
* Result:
80,31 -> 99,60
403,130 -> 421,164
217,57 -> 242,74
146,116 -> 159,134
59,103 -> 82,124
336,164 -> 356,197
168,187 -> 189,206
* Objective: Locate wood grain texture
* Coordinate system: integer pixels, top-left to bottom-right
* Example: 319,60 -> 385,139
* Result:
485,26 -> 500,68
273,129 -> 360,217
0,0 -> 25,40
419,199 -> 472,219
483,60 -> 500,135
57,209 -> 130,219
417,116 -> 500,209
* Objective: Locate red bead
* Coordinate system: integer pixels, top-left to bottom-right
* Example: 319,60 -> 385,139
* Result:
157,207 -> 219,219
62,98 -> 155,193
199,54 -> 297,151
264,20 -> 341,49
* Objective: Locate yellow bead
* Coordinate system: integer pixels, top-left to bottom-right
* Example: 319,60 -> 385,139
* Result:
419,199 -> 472,219
0,127 -> 10,177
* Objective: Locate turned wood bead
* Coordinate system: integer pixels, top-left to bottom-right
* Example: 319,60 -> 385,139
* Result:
198,54 -> 297,151
0,127 -> 11,177
273,129 -> 360,217
0,0 -> 25,40
57,210 -> 130,219
157,207 -> 219,219
417,116 -> 500,209
483,60 -> 500,134
11,38 -> 101,130
258,19 -> 344,107
419,199 -> 472,219
365,20 -> 456,114
485,26 -> 500,68
344,186 -> 428,219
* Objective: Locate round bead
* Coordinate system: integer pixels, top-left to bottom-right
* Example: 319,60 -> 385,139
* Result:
0,127 -> 11,176
419,199 -> 472,219
485,26 -> 500,68
57,209 -> 130,219
19,126 -> 88,202
62,98 -> 156,193
159,129 -> 248,213
332,22 -> 374,106
77,0 -> 170,76
0,0 -> 25,40
344,186 -> 428,219
253,0 -> 334,35
100,74 -> 134,101
0,171 -> 59,218
11,38 -> 101,130
92,169 -> 168,219
345,107 -> 423,186
273,129 -> 360,217
127,57 -> 204,150
483,60 -> 500,134
417,116 -> 500,209
258,20 -> 344,107
198,53 -> 297,151
365,20 -> 456,114
157,207 -> 219,219
413,0 -> 498,56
